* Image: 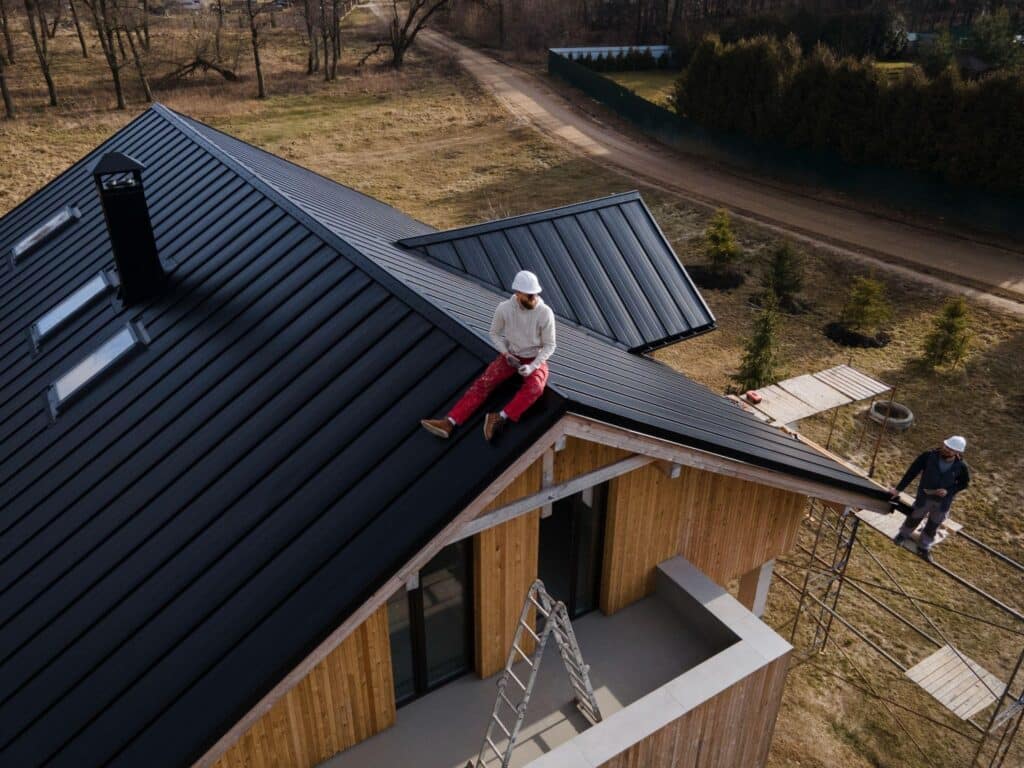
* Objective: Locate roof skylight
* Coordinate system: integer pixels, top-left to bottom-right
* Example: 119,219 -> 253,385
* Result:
49,324 -> 144,413
32,272 -> 113,344
10,205 -> 81,263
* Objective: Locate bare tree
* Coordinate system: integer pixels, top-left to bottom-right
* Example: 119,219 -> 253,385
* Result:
119,6 -> 150,100
68,0 -> 88,56
386,0 -> 448,67
0,48 -> 14,118
24,0 -> 58,105
243,0 -> 268,98
47,0 -> 62,37
302,0 -> 319,73
83,0 -> 126,108
0,0 -> 16,63
214,0 -> 224,59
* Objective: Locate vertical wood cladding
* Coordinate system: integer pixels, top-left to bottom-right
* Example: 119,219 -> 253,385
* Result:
601,464 -> 807,614
212,605 -> 395,768
473,459 -> 542,678
597,652 -> 791,768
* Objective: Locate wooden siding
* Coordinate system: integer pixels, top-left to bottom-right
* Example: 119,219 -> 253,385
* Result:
554,436 -> 630,483
473,459 -> 542,678
212,605 -> 395,768
602,464 -> 807,614
597,652 -> 790,768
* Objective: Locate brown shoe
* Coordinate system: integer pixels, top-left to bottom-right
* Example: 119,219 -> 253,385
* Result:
483,412 -> 506,442
421,418 -> 454,439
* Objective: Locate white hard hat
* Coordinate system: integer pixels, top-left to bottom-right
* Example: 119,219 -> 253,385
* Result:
944,435 -> 967,453
511,270 -> 542,294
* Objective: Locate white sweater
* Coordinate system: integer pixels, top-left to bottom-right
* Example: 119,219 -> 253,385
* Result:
489,296 -> 556,365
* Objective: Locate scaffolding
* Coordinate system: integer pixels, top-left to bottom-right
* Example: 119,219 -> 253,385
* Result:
775,500 -> 1024,768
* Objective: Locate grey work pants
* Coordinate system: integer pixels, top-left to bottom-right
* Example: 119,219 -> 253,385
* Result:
899,498 -> 947,552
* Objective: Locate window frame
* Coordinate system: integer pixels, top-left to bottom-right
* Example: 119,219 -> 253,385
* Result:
47,322 -> 147,417
9,205 -> 81,265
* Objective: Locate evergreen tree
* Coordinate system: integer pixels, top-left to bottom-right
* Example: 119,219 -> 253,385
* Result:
920,31 -> 956,78
840,276 -> 891,333
923,296 -> 971,368
971,8 -> 1020,71
761,241 -> 804,309
704,209 -> 742,276
735,296 -> 779,391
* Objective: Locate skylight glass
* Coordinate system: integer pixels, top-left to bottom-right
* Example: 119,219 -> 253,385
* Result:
10,205 -> 81,262
32,272 -> 112,341
51,325 -> 140,408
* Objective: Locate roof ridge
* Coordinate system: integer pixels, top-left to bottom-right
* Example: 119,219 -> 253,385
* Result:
149,104 -> 501,365
396,190 -> 643,248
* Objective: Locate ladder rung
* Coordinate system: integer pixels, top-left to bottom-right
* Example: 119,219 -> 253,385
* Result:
498,689 -> 519,712
512,642 -> 534,666
490,714 -> 512,737
485,736 -> 504,759
506,668 -> 528,691
518,621 -> 541,643
528,595 -> 551,616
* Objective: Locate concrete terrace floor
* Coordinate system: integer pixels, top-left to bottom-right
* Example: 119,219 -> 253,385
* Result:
321,594 -> 719,768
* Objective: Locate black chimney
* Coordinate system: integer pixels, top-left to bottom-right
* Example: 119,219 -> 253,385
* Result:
92,152 -> 166,305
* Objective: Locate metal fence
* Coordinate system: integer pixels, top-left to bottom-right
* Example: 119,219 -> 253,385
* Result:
547,49 -> 1024,240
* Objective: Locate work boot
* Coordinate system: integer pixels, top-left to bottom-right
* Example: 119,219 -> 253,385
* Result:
421,418 -> 454,439
892,533 -> 907,546
917,548 -> 934,564
483,412 -> 506,442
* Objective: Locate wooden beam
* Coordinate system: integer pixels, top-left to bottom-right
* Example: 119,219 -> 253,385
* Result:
656,460 -> 681,479
562,414 -> 891,513
452,454 -> 655,542
554,435 -> 567,452
192,418 -> 569,768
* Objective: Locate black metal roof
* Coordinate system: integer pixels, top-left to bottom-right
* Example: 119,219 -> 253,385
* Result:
0,107 -> 564,768
0,105 -> 887,768
397,192 -> 716,352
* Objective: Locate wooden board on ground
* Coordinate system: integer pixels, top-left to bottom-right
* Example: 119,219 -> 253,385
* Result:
778,374 -> 852,413
906,645 -> 1006,720
856,508 -> 962,549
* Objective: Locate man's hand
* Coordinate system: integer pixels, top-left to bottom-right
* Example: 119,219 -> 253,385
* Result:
888,486 -> 899,498
518,363 -> 535,377
934,488 -> 948,498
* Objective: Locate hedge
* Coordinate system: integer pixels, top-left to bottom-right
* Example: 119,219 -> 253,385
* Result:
675,35 -> 1024,194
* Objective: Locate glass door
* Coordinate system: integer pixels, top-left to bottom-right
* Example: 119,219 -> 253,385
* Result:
387,540 -> 473,706
538,483 -> 608,618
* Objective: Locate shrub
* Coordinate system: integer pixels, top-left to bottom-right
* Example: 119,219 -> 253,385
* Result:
920,30 -> 956,78
840,276 -> 891,333
704,209 -> 742,275
923,296 -> 971,368
761,241 -> 804,310
735,296 -> 779,390
971,8 -> 1021,70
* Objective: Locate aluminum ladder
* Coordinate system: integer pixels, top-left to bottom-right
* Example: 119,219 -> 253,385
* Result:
469,579 -> 602,768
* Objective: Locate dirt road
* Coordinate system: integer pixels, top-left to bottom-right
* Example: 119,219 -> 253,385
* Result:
367,5 -> 1024,313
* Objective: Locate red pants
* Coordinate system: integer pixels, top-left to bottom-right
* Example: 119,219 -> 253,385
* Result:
449,354 -> 548,424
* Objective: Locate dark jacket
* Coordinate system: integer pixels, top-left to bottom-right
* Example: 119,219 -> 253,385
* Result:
896,449 -> 970,514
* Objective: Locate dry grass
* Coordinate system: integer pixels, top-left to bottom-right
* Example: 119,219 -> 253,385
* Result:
603,69 -> 679,107
2,8 -> 1022,768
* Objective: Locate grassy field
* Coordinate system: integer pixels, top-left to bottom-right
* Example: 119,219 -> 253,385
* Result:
874,61 -> 918,82
603,69 -> 679,107
2,8 -> 1022,768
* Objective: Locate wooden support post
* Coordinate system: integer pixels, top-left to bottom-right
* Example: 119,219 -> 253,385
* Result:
541,447 -> 554,518
738,560 -> 774,618
554,435 -> 567,452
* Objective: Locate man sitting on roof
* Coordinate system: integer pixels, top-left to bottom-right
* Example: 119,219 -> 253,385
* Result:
421,270 -> 556,442
889,435 -> 970,563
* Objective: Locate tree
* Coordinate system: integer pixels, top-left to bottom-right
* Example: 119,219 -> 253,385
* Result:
0,0 -> 15,65
24,0 -> 58,105
68,0 -> 88,57
735,296 -> 779,391
923,296 -> 971,369
386,0 -> 449,68
920,30 -> 955,78
83,0 -> 125,108
971,8 -> 1020,70
0,47 -> 14,118
243,0 -> 269,98
840,276 -> 891,334
703,208 -> 742,276
760,240 -> 804,310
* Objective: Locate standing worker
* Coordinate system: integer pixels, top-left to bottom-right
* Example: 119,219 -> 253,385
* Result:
421,270 -> 556,442
889,436 -> 970,562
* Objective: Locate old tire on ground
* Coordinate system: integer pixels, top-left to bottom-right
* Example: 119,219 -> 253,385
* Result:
869,400 -> 914,431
